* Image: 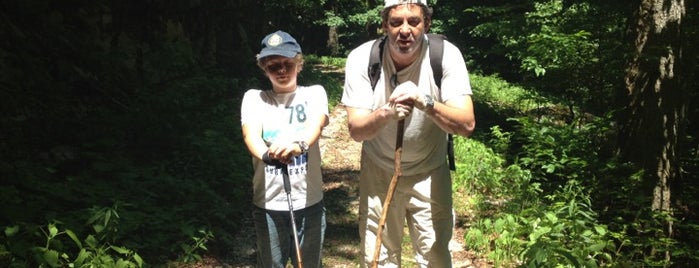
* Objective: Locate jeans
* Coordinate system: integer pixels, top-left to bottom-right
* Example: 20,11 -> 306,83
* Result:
254,201 -> 326,268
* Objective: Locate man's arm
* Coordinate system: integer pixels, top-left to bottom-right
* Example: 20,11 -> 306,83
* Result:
390,82 -> 476,137
423,94 -> 475,137
345,105 -> 390,142
345,102 -> 410,142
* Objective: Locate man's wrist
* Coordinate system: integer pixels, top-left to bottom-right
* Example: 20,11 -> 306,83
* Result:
417,94 -> 434,111
380,103 -> 396,120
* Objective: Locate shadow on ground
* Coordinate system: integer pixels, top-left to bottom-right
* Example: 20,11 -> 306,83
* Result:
321,167 -> 362,267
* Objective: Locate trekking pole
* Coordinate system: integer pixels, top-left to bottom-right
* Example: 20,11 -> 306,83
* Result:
281,164 -> 304,268
371,119 -> 405,268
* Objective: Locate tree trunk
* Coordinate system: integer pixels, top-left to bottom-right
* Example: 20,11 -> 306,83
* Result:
621,0 -> 686,264
327,26 -> 340,56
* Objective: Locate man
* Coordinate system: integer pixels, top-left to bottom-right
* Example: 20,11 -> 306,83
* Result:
341,0 -> 475,267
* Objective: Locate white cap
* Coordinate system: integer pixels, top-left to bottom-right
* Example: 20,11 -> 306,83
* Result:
384,0 -> 428,9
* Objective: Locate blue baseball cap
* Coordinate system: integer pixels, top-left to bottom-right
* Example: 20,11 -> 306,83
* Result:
256,30 -> 302,60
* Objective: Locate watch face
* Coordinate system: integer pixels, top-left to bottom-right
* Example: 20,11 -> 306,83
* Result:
297,141 -> 309,152
425,94 -> 434,107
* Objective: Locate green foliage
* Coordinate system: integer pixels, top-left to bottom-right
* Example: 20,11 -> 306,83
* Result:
512,116 -> 596,185
345,6 -> 384,29
519,1 -> 597,77
322,11 -> 348,28
518,181 -> 614,267
1,1 -> 251,263
464,180 -> 617,267
3,206 -> 143,268
600,198 -> 699,267
463,0 -> 626,115
177,228 -> 214,264
452,132 -> 534,201
315,0 -> 383,51
2,0 -> 698,266
464,215 -> 523,267
460,74 -> 624,266
461,72 -> 699,267
470,74 -> 549,114
300,55 -> 346,109
85,203 -> 123,245
315,56 -> 348,67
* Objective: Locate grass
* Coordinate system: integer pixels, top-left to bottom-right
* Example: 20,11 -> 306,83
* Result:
301,55 -> 346,109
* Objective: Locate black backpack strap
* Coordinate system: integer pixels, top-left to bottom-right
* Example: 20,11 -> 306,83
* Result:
426,34 -> 455,171
427,33 -> 445,89
447,134 -> 456,171
368,36 -> 387,90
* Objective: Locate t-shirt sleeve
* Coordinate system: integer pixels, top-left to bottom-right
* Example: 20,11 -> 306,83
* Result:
439,41 -> 473,103
240,89 -> 262,126
341,42 -> 376,110
309,85 -> 329,117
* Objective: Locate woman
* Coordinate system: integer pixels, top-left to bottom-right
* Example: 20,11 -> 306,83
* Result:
240,30 -> 329,268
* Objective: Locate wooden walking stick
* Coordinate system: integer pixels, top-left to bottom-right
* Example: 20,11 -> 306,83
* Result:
371,119 -> 405,268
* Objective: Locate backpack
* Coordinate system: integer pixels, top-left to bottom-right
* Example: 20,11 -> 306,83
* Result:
367,33 -> 456,171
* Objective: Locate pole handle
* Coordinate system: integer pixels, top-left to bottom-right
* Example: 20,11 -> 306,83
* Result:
281,164 -> 291,192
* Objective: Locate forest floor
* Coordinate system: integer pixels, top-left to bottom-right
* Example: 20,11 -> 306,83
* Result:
183,105 -> 493,268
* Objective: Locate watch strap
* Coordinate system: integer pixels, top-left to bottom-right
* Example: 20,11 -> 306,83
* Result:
294,141 -> 309,154
423,94 -> 435,110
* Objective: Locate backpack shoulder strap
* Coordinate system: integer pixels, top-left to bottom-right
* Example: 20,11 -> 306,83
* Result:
426,33 -> 445,89
368,36 -> 387,90
426,34 -> 456,171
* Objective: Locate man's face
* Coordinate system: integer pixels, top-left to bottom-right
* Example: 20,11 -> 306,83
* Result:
383,4 -> 429,56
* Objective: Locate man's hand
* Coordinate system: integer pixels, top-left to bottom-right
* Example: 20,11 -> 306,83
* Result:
389,81 -> 429,110
380,102 -> 411,120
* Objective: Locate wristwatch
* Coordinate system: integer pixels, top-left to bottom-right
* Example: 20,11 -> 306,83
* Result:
422,94 -> 435,110
294,141 -> 309,154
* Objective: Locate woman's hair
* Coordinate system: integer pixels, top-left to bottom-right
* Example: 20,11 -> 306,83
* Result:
257,54 -> 304,71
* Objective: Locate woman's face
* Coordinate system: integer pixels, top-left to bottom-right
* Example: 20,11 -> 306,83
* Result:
263,56 -> 301,92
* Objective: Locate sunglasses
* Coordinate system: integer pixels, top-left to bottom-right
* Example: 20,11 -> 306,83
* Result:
264,61 -> 297,73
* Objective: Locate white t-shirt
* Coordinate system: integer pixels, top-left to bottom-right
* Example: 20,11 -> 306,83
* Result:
241,85 -> 329,211
342,35 -> 472,175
